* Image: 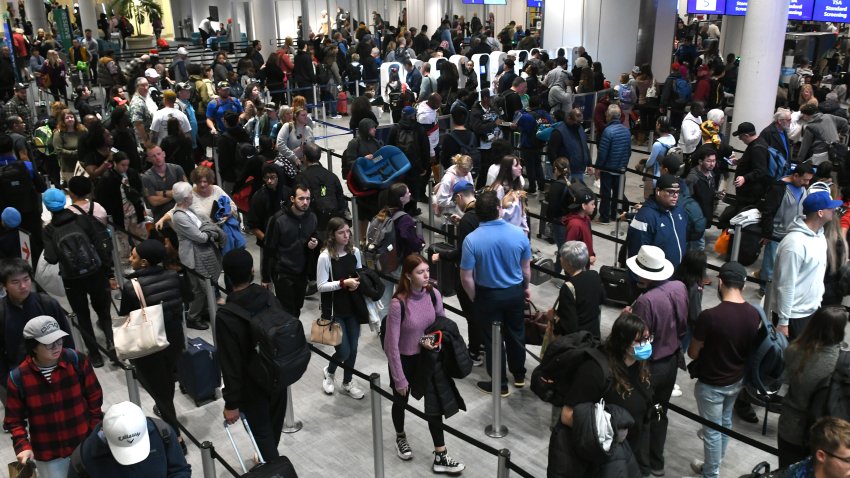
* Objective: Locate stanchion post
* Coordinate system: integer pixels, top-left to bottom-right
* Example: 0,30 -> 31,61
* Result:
352,197 -> 361,246
485,322 -> 509,438
326,148 -> 334,173
763,279 -> 774,319
427,181 -> 434,245
125,364 -> 141,406
68,313 -> 84,351
283,386 -> 302,433
617,172 -> 627,217
730,223 -> 743,262
204,278 -> 218,345
496,448 -> 511,478
201,442 -> 217,478
369,373 -> 385,478
107,216 -> 125,287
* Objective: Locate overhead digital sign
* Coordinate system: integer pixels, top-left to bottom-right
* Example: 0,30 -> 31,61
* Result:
687,0 -> 727,15
813,0 -> 850,22
725,0 -> 814,19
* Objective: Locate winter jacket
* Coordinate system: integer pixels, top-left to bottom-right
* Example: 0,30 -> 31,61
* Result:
678,113 -> 703,154
467,101 -> 500,148
760,178 -> 807,241
292,51 -> 316,84
797,112 -> 849,162
596,121 -> 632,175
685,167 -> 716,229
261,207 -> 318,281
625,196 -> 687,267
69,419 -> 190,478
735,136 -> 771,208
411,315 -> 469,419
119,266 -> 189,350
216,126 -> 252,184
545,178 -> 571,221
771,217 -> 827,325
405,67 -> 422,96
547,122 -> 591,174
548,74 -> 573,116
342,118 -> 382,179
93,167 -> 145,231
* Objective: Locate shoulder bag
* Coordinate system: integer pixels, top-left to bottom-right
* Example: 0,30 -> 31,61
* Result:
113,278 -> 169,360
310,257 -> 343,346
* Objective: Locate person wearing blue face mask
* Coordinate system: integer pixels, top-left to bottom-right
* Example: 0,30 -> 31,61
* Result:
625,245 -> 689,477
547,313 -> 654,478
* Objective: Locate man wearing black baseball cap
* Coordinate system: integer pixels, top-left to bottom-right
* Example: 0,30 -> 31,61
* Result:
731,121 -> 770,210
625,173 -> 688,268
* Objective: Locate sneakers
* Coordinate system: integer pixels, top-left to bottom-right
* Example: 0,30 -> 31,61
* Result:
513,375 -> 526,388
469,352 -> 484,367
690,459 -> 704,475
671,383 -> 682,398
476,380 -> 510,397
341,381 -> 365,400
433,451 -> 465,474
650,468 -> 665,476
322,366 -> 335,395
89,353 -> 104,368
395,434 -> 413,460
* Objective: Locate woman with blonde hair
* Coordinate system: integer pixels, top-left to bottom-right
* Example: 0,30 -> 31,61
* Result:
798,83 -> 818,108
275,106 -> 315,165
432,154 -> 474,218
41,50 -> 67,101
53,109 -> 86,184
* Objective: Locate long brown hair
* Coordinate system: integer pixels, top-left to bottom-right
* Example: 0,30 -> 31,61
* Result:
392,253 -> 432,302
604,313 -> 651,398
790,306 -> 848,377
324,217 -> 354,260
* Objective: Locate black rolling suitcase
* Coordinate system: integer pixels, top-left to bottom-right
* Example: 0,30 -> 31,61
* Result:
428,242 -> 458,297
599,219 -> 632,305
224,414 -> 298,477
176,337 -> 220,406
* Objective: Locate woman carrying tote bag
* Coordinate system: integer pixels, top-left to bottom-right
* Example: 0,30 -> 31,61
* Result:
316,217 -> 367,400
117,239 -> 191,455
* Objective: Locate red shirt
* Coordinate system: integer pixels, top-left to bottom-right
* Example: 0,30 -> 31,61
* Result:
3,349 -> 103,460
564,212 -> 596,258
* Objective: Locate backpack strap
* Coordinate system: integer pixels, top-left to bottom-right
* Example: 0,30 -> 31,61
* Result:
148,417 -> 173,447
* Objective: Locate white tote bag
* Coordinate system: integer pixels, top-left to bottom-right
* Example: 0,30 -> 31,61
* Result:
113,278 -> 169,360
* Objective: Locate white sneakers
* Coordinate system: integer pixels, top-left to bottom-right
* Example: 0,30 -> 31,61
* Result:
322,366 -> 364,399
671,383 -> 683,398
322,366 -> 335,395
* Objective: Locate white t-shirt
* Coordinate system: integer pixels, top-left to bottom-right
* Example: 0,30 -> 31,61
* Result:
150,107 -> 192,144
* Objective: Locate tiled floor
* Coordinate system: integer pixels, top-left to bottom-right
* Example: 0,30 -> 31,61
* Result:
1,113 -> 791,477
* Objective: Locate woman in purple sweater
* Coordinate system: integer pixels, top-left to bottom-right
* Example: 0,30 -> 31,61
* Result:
383,254 -> 465,475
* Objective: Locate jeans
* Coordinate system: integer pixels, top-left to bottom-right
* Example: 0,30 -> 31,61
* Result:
599,172 -> 622,222
34,457 -> 70,478
273,272 -> 308,318
476,284 -> 527,387
694,379 -> 743,478
759,240 -> 778,293
64,274 -> 112,359
327,314 -> 361,383
242,386 -> 287,460
551,223 -> 566,275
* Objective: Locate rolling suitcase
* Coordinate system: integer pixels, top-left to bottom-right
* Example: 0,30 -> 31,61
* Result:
599,219 -> 632,305
428,242 -> 457,297
530,250 -> 555,285
537,198 -> 553,243
177,337 -> 220,406
224,414 -> 298,477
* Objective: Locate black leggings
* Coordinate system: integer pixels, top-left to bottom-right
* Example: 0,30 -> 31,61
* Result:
390,354 -> 445,448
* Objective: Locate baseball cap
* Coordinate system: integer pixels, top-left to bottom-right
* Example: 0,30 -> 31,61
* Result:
402,106 -> 416,117
451,180 -> 474,195
13,82 -> 27,91
1,207 -> 21,228
176,46 -> 188,55
42,187 -> 66,212
655,174 -> 680,191
718,261 -> 747,283
22,315 -> 69,345
216,81 -> 231,90
103,402 -> 151,466
803,190 -> 843,215
144,68 -> 159,79
732,122 -> 756,137
173,82 -> 189,92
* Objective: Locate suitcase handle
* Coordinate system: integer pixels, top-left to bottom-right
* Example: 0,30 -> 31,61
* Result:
223,413 -> 267,473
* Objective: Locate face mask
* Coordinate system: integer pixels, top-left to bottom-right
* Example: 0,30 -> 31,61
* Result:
633,342 -> 652,361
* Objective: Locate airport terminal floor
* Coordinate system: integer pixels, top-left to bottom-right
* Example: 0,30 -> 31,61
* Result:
0,113 -> 790,477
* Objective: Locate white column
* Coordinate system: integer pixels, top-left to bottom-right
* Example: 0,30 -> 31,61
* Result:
251,0 -> 276,48
407,0 -> 440,39
719,15 -> 745,59
24,0 -> 47,31
77,0 -> 98,34
649,0 -> 676,82
730,0 -> 789,149
542,0 -> 582,51
582,0 -> 640,79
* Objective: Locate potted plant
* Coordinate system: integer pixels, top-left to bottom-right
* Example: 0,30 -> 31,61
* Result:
109,0 -> 163,49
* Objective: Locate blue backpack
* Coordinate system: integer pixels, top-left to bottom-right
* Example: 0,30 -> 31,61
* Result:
744,304 -> 788,398
674,77 -> 692,105
765,145 -> 789,181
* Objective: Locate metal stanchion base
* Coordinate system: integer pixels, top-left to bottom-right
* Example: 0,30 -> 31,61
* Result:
283,421 -> 303,433
485,424 -> 509,438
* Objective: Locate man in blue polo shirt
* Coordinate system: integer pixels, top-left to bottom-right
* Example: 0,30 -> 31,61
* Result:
205,81 -> 243,135
460,190 -> 531,397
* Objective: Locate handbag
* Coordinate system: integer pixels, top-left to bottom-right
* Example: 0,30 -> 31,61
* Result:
523,300 -> 548,346
310,259 -> 343,346
113,278 -> 170,360
714,229 -> 731,256
626,371 -> 665,424
7,461 -> 34,478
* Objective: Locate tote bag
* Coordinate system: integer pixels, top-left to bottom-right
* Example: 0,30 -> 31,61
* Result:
113,278 -> 169,360
310,258 -> 343,346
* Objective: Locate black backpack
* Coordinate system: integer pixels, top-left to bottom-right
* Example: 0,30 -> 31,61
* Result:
218,302 -> 311,391
530,331 -> 609,406
53,215 -> 103,280
70,203 -> 113,265
69,417 -> 172,478
379,288 -> 436,348
806,350 -> 850,442
0,161 -> 38,214
447,131 -> 481,166
395,47 -> 409,64
316,63 -> 331,85
395,127 -> 418,159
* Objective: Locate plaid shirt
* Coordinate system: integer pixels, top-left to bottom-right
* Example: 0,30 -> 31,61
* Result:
3,349 -> 103,460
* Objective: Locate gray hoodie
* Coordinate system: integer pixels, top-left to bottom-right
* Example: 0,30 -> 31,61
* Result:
771,216 -> 827,324
797,112 -> 849,161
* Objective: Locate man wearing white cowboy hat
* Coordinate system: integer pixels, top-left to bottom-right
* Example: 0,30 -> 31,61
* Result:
625,245 -> 688,477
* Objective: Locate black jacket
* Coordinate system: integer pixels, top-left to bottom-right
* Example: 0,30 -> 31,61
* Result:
246,184 -> 287,247
0,293 -> 72,384
387,117 -> 430,171
93,167 -> 145,231
759,123 -> 791,166
292,51 -> 316,84
545,178 -> 571,220
734,137 -> 771,208
296,163 -> 347,231
342,118 -> 383,178
217,284 -> 279,410
412,315 -> 469,419
413,33 -> 430,55
261,206 -> 318,281
216,126 -> 252,184
355,267 -> 384,301
467,102 -> 499,143
119,266 -> 189,355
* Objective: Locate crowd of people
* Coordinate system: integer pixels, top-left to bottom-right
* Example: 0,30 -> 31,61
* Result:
0,8 -> 849,478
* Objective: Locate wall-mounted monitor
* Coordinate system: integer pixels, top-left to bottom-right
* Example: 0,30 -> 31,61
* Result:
725,0 -> 814,19
813,0 -> 850,22
461,0 -> 507,4
686,0 -> 726,15
527,0 -> 543,7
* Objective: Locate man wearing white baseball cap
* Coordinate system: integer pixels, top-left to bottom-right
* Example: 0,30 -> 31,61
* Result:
68,401 -> 190,477
625,245 -> 689,476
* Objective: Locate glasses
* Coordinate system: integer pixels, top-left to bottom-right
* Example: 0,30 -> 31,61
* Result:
635,335 -> 654,347
43,339 -> 63,351
662,189 -> 681,196
824,450 -> 850,465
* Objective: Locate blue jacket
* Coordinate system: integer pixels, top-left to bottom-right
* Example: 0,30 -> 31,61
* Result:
406,67 -> 422,96
69,420 -> 191,478
625,196 -> 687,267
517,109 -> 552,149
595,121 -> 631,173
547,122 -> 591,172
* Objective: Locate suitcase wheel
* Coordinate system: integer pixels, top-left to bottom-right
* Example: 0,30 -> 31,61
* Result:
179,384 -> 187,394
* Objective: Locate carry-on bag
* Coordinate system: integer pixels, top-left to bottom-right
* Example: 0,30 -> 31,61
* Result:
224,414 -> 298,477
599,219 -> 632,305
177,337 -> 220,406
428,242 -> 458,297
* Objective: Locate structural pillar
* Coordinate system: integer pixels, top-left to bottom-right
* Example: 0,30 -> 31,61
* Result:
251,0 -> 276,48
299,0 -> 312,41
406,0 -> 441,37
24,0 -> 47,31
77,0 -> 98,35
636,0 -> 676,81
729,0 -> 789,150
541,0 -> 582,51
719,15 -> 745,59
